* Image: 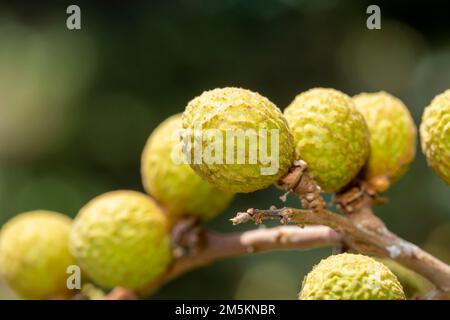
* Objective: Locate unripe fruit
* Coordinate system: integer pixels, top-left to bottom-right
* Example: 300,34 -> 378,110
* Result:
70,190 -> 172,289
0,211 -> 74,299
141,114 -> 234,221
182,87 -> 295,193
353,92 -> 417,192
299,253 -> 405,300
284,88 -> 370,192
420,90 -> 450,184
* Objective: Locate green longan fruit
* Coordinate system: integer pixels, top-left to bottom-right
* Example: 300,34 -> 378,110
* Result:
70,190 -> 172,289
0,211 -> 75,299
182,87 -> 295,193
353,92 -> 417,192
141,114 -> 234,221
299,253 -> 405,300
420,89 -> 450,184
284,88 -> 370,192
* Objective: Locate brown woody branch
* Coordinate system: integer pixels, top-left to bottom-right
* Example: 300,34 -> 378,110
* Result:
282,162 -> 450,296
104,225 -> 341,299
139,225 -> 341,297
231,206 -> 450,295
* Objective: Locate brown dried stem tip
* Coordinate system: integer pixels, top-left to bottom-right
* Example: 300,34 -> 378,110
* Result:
278,160 -> 326,211
334,180 -> 387,214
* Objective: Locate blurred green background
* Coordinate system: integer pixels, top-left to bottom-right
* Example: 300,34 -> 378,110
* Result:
0,0 -> 449,299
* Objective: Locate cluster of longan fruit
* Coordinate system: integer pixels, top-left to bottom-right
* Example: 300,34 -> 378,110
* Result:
0,87 -> 448,299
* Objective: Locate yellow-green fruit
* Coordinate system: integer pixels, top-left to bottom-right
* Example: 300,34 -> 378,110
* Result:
141,114 -> 234,220
182,87 -> 295,193
299,253 -> 405,300
70,190 -> 172,289
284,88 -> 370,192
420,89 -> 450,184
0,211 -> 75,299
353,92 -> 417,192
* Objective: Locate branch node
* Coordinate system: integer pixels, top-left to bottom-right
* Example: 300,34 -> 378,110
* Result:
278,161 -> 326,211
334,181 -> 387,214
171,218 -> 205,257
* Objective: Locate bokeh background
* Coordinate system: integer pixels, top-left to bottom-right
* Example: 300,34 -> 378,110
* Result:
0,0 -> 449,299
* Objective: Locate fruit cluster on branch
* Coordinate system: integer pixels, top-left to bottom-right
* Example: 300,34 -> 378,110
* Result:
0,87 -> 448,300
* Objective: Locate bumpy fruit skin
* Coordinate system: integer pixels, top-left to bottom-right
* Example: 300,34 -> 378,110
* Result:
299,253 -> 405,300
420,90 -> 450,184
141,114 -> 234,221
0,211 -> 75,299
70,190 -> 172,289
182,87 -> 295,193
353,92 -> 417,192
284,88 -> 369,192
